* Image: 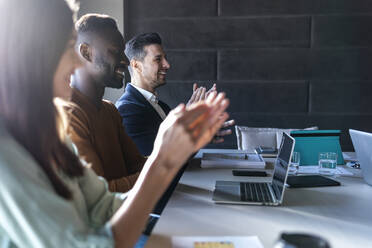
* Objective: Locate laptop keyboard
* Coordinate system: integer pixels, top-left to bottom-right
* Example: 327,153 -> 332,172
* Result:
240,182 -> 273,203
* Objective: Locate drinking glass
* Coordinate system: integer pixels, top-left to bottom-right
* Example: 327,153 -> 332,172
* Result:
289,152 -> 300,175
318,152 -> 337,176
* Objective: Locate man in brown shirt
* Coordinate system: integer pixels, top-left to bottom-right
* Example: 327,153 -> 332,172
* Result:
58,14 -> 145,193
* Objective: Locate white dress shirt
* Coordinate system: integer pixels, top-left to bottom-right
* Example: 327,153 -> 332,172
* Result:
130,83 -> 167,120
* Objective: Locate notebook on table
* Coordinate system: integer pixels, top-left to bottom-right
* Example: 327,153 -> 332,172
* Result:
201,152 -> 265,169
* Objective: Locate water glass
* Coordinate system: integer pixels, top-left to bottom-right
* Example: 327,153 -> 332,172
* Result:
318,152 -> 337,175
289,152 -> 300,175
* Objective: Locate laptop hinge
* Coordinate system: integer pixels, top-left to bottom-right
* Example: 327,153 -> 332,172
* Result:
268,183 -> 278,205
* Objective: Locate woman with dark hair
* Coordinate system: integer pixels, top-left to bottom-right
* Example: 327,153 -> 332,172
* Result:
0,0 -> 229,247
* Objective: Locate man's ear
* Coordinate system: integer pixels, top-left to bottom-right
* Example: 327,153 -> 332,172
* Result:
78,43 -> 92,62
130,59 -> 142,73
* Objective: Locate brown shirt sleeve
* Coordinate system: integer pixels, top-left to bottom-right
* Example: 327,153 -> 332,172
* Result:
60,101 -> 141,193
110,102 -> 147,174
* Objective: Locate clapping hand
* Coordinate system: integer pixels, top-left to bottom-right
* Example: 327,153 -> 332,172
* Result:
212,119 -> 235,144
153,92 -> 229,171
187,83 -> 217,106
186,83 -> 234,144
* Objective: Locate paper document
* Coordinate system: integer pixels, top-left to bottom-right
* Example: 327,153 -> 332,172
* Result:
343,152 -> 358,162
201,153 -> 265,169
172,236 -> 263,248
298,166 -> 353,176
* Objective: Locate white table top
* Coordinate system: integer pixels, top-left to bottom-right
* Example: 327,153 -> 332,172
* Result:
145,149 -> 372,248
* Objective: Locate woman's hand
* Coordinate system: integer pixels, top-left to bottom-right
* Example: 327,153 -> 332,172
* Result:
152,92 -> 229,171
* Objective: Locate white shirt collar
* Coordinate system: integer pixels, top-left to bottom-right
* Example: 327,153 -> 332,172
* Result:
131,83 -> 158,104
130,83 -> 167,120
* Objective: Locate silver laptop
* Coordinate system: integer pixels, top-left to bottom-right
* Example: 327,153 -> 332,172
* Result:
213,132 -> 295,206
349,129 -> 372,186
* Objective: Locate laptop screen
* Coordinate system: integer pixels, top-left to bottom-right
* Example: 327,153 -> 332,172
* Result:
349,129 -> 372,186
272,132 -> 295,201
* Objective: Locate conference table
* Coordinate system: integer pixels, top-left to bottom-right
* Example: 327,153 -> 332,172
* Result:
145,149 -> 372,248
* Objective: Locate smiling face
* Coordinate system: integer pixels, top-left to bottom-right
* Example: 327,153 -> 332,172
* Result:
138,44 -> 170,91
89,29 -> 127,89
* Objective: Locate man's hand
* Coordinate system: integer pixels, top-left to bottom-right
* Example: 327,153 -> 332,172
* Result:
212,119 -> 235,144
153,92 -> 229,169
187,83 -> 217,106
185,83 -> 232,144
205,83 -> 217,98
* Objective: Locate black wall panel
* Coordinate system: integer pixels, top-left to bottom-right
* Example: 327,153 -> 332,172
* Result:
129,17 -> 310,49
310,49 -> 372,80
219,49 -> 309,80
311,81 -> 372,113
219,0 -> 372,16
313,16 -> 372,47
166,51 -> 217,80
124,0 -> 372,150
158,81 -> 308,113
129,0 -> 217,18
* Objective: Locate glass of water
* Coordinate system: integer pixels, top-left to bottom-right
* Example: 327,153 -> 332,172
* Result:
318,152 -> 337,175
289,152 -> 300,175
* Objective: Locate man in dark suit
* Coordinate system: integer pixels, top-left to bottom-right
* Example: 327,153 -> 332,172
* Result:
115,77 -> 172,156
115,33 -> 233,156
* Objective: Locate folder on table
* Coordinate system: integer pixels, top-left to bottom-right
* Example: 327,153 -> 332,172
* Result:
290,130 -> 344,165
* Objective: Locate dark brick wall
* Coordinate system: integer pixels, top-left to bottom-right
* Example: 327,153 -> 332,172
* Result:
124,0 -> 372,150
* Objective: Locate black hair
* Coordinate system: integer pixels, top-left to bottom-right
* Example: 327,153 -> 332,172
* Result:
75,13 -> 118,35
125,32 -> 162,61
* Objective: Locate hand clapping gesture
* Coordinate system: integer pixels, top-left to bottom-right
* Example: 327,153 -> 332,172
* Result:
153,91 -> 229,169
187,83 -> 235,144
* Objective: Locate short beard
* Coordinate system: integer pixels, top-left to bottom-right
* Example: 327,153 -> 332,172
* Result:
94,56 -> 120,88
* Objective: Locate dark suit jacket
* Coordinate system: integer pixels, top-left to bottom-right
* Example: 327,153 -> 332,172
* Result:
115,83 -> 171,156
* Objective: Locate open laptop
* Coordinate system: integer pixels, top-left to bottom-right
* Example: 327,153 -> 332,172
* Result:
349,129 -> 372,186
213,132 -> 295,206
